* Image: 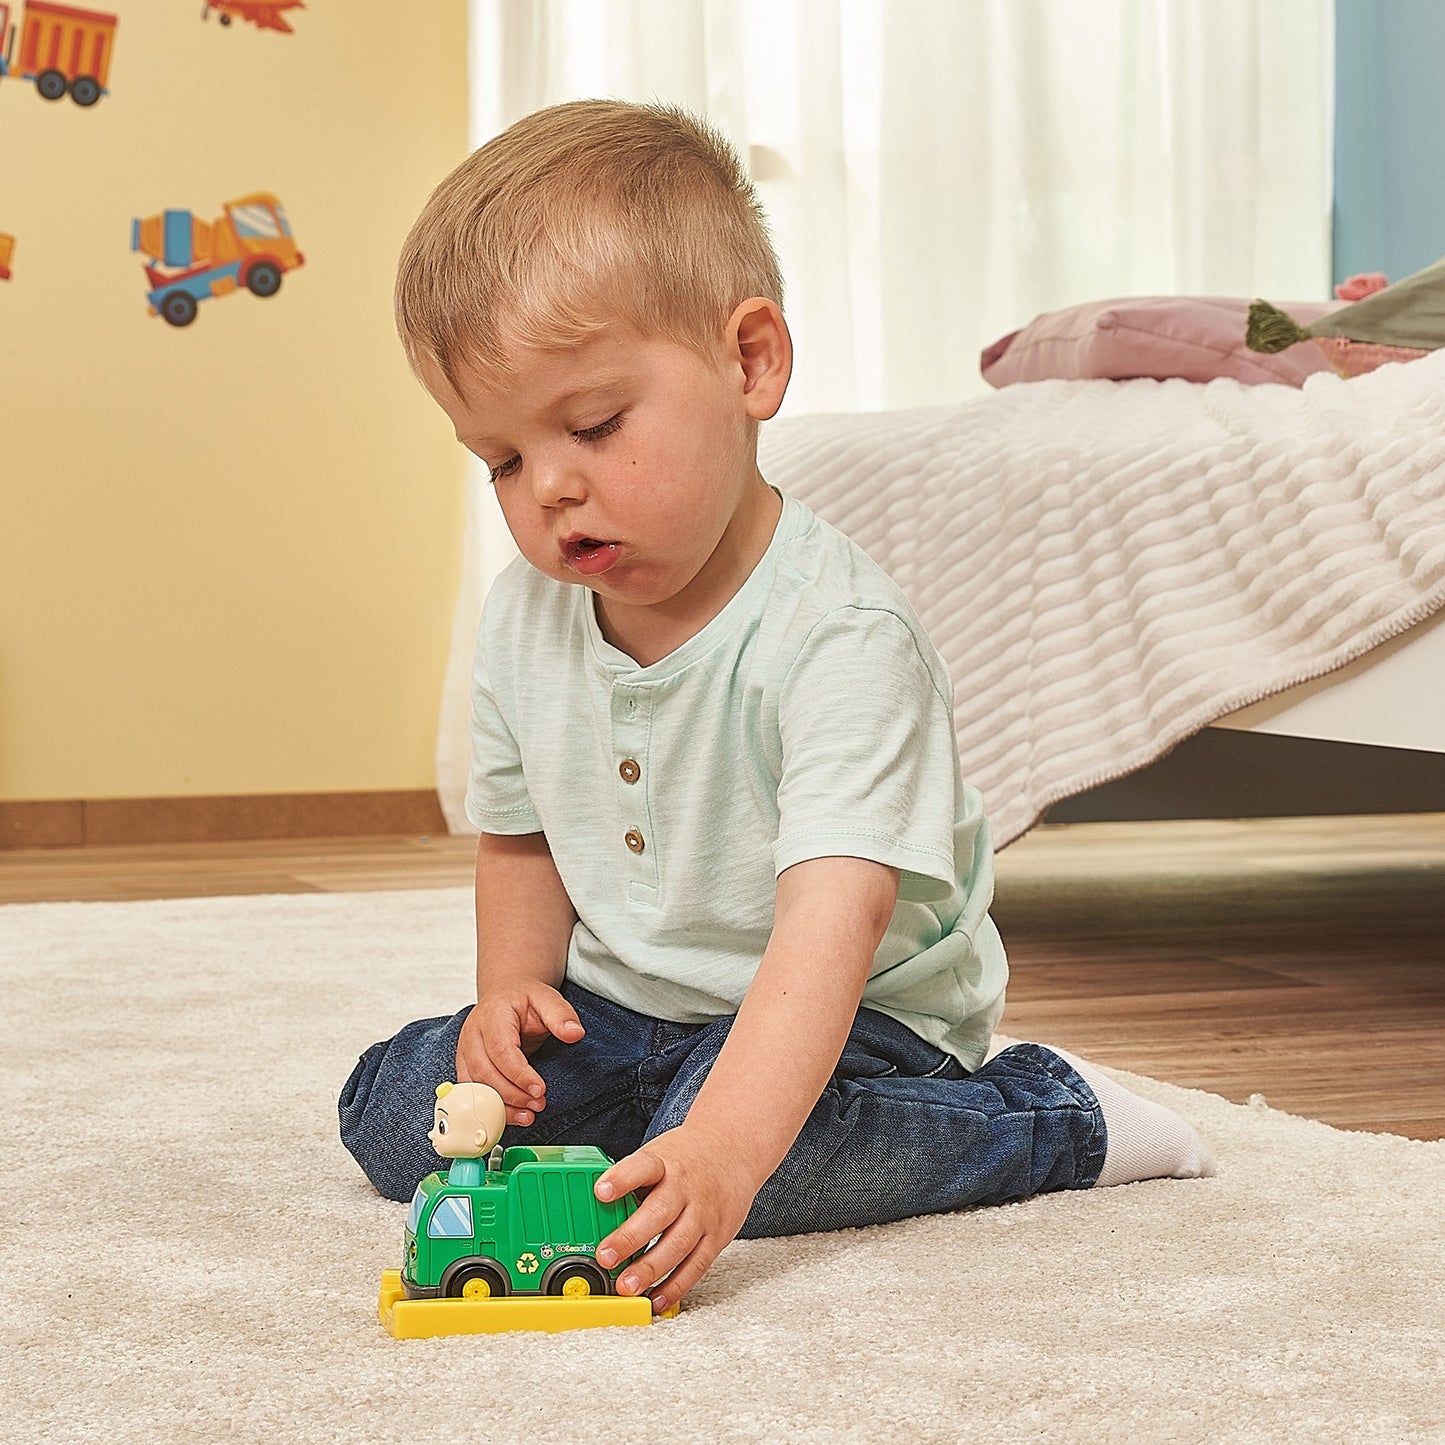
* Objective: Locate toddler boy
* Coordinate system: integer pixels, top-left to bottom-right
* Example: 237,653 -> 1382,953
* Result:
339,99 -> 1214,1314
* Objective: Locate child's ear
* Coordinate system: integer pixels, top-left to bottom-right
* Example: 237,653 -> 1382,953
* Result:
726,298 -> 792,421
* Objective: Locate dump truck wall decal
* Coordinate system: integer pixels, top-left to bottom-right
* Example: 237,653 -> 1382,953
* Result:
0,1 -> 118,107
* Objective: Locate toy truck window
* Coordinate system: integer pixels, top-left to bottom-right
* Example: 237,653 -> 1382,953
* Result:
427,1195 -> 474,1240
273,204 -> 294,239
406,1189 -> 426,1235
232,203 -> 283,240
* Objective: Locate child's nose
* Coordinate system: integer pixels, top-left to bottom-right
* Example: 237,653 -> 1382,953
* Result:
531,455 -> 587,508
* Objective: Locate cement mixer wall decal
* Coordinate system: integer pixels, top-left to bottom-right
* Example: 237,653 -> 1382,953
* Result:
131,193 -> 305,327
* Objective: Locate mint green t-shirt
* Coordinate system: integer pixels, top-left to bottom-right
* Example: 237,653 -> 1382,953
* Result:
466,492 -> 1007,1068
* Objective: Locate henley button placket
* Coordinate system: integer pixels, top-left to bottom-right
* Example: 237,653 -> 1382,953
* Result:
612,685 -> 658,900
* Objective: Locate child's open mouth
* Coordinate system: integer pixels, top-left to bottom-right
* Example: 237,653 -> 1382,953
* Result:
563,537 -> 623,577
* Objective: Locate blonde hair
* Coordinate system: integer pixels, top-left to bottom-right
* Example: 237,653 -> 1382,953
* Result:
395,99 -> 784,393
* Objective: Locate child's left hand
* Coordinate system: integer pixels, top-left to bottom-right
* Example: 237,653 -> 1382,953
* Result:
593,1122 -> 760,1314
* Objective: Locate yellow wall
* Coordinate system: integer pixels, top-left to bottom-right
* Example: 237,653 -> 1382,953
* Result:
0,0 -> 468,800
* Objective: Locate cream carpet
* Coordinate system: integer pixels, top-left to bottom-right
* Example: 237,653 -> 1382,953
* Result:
3,888 -> 1442,1444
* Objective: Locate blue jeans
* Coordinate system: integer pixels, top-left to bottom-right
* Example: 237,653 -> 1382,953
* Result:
338,982 -> 1106,1235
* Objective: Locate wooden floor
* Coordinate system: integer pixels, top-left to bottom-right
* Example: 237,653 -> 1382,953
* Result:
3,813 -> 1442,1140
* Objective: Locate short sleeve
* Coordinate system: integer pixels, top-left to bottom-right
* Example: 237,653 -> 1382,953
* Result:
773,607 -> 960,902
463,617 -> 543,835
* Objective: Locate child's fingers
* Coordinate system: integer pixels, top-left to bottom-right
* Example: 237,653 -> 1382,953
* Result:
456,1050 -> 540,1122
645,1240 -> 715,1314
461,1062 -> 540,1127
613,1217 -> 708,1303
595,1156 -> 675,1270
595,1147 -> 665,1206
533,988 -> 585,1044
457,1018 -> 547,1115
480,1015 -> 548,1101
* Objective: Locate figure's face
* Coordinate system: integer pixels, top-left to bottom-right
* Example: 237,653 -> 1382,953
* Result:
429,1084 -> 505,1158
425,318 -> 784,650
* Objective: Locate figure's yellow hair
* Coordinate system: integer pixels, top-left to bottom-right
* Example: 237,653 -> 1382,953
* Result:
434,1081 -> 454,1099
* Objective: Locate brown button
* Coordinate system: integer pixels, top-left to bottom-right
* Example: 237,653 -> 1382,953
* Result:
624,829 -> 645,854
619,759 -> 640,784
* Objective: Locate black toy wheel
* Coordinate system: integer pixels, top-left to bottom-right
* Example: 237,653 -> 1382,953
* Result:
246,262 -> 282,298
542,1259 -> 610,1298
36,70 -> 67,101
445,1261 -> 509,1301
70,75 -> 101,106
160,291 -> 199,327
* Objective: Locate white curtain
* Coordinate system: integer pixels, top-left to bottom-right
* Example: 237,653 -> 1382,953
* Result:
436,0 -> 1334,831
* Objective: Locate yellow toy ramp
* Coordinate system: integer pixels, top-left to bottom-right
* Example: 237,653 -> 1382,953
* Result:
377,1270 -> 679,1338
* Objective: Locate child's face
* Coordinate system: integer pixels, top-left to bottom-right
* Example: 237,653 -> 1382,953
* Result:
426,313 -> 786,645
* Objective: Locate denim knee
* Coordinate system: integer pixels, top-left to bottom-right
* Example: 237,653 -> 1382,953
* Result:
337,1007 -> 471,1202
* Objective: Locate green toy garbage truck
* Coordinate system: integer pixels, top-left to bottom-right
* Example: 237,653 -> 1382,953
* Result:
377,1081 -> 675,1335
402,1143 -> 641,1301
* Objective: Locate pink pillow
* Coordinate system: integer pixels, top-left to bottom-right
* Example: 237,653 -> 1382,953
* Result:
1311,336 -> 1431,377
981,296 -> 1347,388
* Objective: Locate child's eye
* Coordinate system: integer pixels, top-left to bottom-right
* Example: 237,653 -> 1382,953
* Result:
487,455 -> 521,484
573,413 -> 623,444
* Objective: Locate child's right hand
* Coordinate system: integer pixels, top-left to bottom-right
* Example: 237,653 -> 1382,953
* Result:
455,981 -> 584,1128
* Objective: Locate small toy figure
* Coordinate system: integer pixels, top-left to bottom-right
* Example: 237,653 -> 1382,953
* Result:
377,1081 -> 678,1337
427,1081 -> 506,1186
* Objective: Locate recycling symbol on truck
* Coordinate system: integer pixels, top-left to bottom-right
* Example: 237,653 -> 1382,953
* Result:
516,1253 -> 540,1275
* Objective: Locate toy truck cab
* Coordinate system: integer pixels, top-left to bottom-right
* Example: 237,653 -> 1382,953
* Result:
225,194 -> 301,271
402,1144 -> 640,1303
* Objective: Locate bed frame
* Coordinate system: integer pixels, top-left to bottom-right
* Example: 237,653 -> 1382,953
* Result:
1216,608 -> 1445,753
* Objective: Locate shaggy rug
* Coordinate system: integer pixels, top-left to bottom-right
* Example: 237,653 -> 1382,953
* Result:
2,888 -> 1441,1444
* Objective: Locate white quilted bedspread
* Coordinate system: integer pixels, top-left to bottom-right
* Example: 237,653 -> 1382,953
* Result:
759,351 -> 1445,848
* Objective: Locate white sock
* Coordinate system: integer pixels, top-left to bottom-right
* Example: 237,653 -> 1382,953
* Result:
1051,1047 -> 1217,1188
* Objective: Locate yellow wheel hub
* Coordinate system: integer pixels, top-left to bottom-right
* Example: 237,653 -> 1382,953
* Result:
561,1276 -> 593,1298
461,1277 -> 492,1301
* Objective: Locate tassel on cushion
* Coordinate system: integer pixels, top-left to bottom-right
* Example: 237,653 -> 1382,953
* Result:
1246,299 -> 1314,353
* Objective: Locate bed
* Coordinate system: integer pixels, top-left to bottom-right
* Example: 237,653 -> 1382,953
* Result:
758,347 -> 1445,848
1214,606 -> 1445,754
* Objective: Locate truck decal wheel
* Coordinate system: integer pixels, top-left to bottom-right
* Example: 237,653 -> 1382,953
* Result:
442,1259 -> 508,1301
160,292 -> 199,328
542,1259 -> 610,1298
245,263 -> 282,299
70,76 -> 101,107
36,70 -> 67,101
